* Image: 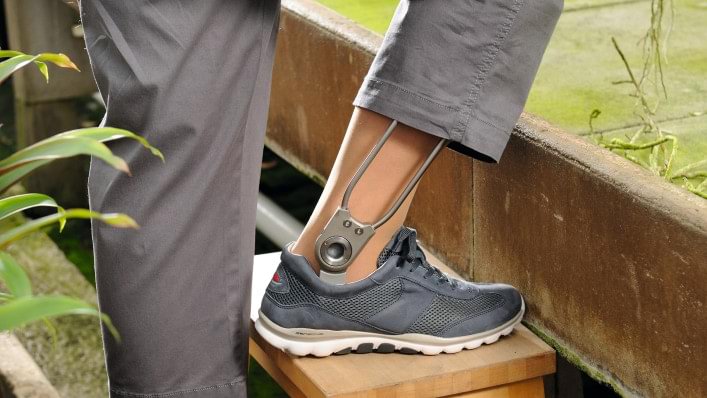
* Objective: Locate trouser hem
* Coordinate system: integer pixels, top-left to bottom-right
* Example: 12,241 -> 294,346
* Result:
109,377 -> 246,398
354,77 -> 457,142
354,76 -> 511,162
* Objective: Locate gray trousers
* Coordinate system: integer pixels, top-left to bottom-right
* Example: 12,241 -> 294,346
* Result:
81,0 -> 560,396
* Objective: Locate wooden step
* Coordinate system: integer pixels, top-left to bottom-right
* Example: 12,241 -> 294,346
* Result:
250,252 -> 556,398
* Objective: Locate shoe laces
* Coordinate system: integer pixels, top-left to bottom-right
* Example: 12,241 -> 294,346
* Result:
394,230 -> 457,289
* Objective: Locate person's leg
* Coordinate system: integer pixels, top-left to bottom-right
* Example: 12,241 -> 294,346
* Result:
258,0 -> 562,357
81,1 -> 279,396
292,0 -> 563,282
291,108 -> 441,282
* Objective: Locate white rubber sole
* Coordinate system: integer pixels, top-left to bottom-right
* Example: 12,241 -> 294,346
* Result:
254,299 -> 525,357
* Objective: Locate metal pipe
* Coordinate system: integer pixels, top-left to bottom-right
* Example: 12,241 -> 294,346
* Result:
256,193 -> 304,247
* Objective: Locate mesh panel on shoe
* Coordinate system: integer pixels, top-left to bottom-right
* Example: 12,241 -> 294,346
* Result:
376,247 -> 396,268
266,268 -> 402,322
406,293 -> 505,335
376,228 -> 415,268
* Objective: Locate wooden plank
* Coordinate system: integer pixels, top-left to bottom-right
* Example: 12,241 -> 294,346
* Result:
249,253 -> 555,398
250,324 -> 554,398
448,377 -> 545,398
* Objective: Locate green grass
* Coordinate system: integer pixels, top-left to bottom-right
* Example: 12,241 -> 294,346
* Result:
317,0 -> 398,33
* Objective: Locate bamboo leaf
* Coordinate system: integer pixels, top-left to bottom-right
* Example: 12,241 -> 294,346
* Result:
0,161 -> 49,194
50,127 -> 164,162
0,208 -> 138,248
0,136 -> 129,175
35,53 -> 80,72
57,206 -> 67,232
0,252 -> 32,298
0,52 -> 78,84
35,61 -> 49,82
0,295 -> 119,340
0,50 -> 25,58
0,193 -> 59,221
0,55 -> 39,84
0,128 -> 163,193
95,212 -> 139,228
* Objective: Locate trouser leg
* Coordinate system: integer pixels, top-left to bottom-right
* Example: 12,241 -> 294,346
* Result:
354,0 -> 563,162
81,1 -> 280,396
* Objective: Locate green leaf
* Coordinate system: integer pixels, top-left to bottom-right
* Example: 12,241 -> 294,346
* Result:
0,193 -> 59,221
0,136 -> 130,175
0,50 -> 25,59
0,55 -> 39,84
0,208 -> 138,248
35,53 -> 80,72
57,206 -> 67,232
0,252 -> 32,298
35,61 -> 49,82
0,295 -> 119,340
0,51 -> 79,83
0,160 -> 49,194
0,127 -> 163,193
94,212 -> 139,228
50,127 -> 164,162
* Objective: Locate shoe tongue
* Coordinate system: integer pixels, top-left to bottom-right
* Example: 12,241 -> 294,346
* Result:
376,226 -> 417,268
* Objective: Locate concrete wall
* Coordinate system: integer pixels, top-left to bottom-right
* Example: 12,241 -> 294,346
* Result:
267,1 -> 707,396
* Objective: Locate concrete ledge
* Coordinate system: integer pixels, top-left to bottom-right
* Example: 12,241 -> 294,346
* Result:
0,333 -> 59,398
474,114 -> 706,398
266,1 -> 707,397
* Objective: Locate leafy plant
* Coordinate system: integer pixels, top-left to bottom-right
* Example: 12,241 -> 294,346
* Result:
0,50 -> 163,338
588,0 -> 706,198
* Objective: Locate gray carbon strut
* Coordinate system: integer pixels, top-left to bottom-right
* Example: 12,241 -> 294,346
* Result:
314,120 -> 449,284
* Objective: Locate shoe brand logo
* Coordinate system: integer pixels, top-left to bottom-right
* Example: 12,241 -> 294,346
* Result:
271,271 -> 282,284
294,331 -> 324,336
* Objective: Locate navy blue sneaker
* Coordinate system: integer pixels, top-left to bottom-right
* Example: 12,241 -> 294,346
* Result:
256,227 -> 524,356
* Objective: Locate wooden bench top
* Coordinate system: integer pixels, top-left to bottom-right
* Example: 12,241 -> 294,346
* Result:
250,252 -> 555,398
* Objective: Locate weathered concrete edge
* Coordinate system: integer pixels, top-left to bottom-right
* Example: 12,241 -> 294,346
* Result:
265,137 -> 327,187
516,114 -> 707,233
0,333 -> 60,398
523,323 -> 639,398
